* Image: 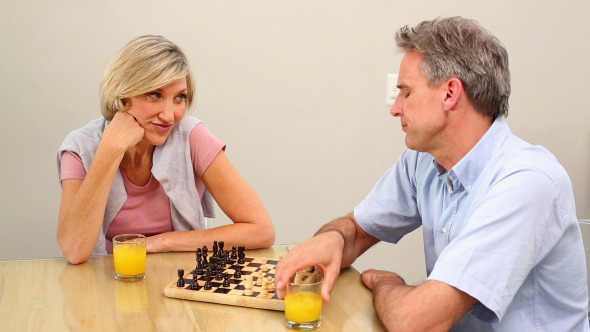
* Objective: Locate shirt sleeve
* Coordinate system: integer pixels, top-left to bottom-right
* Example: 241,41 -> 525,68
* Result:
60,151 -> 87,181
189,123 -> 226,178
354,149 -> 424,243
427,166 -> 563,322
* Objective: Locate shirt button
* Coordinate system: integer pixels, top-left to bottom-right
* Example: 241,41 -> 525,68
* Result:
442,227 -> 448,233
466,184 -> 472,192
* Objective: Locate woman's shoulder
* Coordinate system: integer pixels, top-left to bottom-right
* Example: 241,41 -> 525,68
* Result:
60,117 -> 108,152
176,115 -> 203,133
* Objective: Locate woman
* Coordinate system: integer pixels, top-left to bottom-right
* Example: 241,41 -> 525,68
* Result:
57,35 -> 275,264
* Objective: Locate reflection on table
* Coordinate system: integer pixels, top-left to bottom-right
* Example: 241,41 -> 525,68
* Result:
0,246 -> 386,331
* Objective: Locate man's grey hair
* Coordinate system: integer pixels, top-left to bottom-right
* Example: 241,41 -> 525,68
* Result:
396,16 -> 510,118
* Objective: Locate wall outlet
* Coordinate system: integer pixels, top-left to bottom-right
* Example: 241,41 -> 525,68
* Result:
386,74 -> 399,107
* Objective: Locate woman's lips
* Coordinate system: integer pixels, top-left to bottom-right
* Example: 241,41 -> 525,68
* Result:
152,123 -> 172,133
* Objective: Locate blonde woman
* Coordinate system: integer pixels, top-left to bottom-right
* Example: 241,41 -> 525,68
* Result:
57,35 -> 274,264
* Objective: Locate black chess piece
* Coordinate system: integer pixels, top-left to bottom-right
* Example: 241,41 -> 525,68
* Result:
231,246 -> 238,259
216,269 -> 223,281
210,257 -> 218,274
238,250 -> 245,265
234,265 -> 242,278
219,241 -> 225,253
213,241 -> 218,256
204,270 -> 212,290
222,273 -> 230,287
177,269 -> 185,287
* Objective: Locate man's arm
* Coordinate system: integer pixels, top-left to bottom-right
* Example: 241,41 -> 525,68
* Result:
362,270 -> 477,332
314,213 -> 379,268
275,212 -> 379,302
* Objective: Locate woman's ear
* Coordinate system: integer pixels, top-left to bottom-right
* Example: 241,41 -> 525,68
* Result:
442,77 -> 463,112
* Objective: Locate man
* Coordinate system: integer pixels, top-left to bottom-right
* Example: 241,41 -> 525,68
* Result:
275,17 -> 589,331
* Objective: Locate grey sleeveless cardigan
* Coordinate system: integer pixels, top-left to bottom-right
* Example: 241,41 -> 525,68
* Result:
57,116 -> 216,255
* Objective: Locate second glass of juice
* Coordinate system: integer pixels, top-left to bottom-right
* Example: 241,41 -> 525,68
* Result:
285,272 -> 323,330
113,234 -> 146,281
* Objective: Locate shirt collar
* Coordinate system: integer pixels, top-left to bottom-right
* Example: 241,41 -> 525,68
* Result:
434,117 -> 511,193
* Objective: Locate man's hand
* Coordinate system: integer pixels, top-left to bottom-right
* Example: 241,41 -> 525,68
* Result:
275,231 -> 345,303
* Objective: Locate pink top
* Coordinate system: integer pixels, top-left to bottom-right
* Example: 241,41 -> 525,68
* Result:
60,122 -> 226,253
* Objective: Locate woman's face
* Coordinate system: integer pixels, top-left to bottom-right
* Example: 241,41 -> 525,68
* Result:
126,77 -> 188,146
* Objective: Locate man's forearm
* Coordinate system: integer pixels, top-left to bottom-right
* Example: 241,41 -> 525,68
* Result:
367,274 -> 477,332
315,213 -> 377,268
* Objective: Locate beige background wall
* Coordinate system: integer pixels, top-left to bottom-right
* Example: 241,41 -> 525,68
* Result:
1,0 -> 588,284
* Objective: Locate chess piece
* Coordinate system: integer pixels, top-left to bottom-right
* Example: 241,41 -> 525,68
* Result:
266,276 -> 275,292
261,279 -> 268,297
244,276 -> 254,296
222,273 -> 230,287
219,241 -> 225,253
238,246 -> 246,264
190,280 -> 199,290
257,271 -> 263,286
261,257 -> 268,272
213,241 -> 218,256
231,246 -> 238,259
176,269 -> 185,287
233,265 -> 242,278
216,269 -> 223,281
204,270 -> 212,290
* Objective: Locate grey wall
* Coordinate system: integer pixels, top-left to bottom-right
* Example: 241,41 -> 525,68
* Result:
1,0 -> 588,284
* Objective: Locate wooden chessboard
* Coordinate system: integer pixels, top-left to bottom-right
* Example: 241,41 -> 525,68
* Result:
164,254 -> 287,311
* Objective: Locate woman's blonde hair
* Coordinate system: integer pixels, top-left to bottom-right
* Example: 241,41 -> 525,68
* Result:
100,35 -> 194,120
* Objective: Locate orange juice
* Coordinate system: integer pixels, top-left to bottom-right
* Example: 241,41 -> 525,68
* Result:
285,291 -> 322,323
113,242 -> 146,277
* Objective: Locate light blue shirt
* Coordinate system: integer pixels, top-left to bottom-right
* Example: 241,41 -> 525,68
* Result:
354,117 -> 589,331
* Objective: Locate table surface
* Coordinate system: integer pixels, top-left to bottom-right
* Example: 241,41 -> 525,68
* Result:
0,245 -> 386,331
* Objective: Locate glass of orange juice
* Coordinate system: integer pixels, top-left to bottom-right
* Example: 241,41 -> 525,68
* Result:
113,234 -> 146,281
285,272 -> 323,330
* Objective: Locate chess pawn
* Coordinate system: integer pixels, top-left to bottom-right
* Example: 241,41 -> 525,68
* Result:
176,269 -> 185,287
279,254 -> 284,261
260,279 -> 268,297
231,246 -> 238,259
257,271 -> 264,285
233,265 -> 242,279
267,282 -> 275,292
261,257 -> 268,272
266,276 -> 275,292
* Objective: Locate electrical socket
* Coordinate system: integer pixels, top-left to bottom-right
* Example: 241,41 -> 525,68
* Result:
386,74 -> 399,107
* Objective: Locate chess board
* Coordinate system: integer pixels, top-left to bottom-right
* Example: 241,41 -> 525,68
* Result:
164,254 -> 287,311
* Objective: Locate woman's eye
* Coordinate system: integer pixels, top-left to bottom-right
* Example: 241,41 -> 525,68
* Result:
147,92 -> 161,100
175,94 -> 188,103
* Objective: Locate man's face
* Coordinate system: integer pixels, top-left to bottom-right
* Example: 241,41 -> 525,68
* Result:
390,51 -> 447,152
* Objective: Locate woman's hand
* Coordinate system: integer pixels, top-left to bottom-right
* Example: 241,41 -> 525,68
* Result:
103,111 -> 145,151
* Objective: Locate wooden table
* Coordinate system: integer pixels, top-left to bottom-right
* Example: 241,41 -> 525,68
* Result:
0,246 -> 386,331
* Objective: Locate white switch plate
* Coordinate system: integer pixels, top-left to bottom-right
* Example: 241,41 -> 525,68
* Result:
386,74 -> 399,107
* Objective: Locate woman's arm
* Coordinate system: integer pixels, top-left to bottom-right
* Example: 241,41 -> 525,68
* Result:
146,150 -> 275,252
57,112 -> 144,264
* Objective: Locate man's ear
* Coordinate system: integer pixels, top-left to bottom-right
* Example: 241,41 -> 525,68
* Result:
442,77 -> 463,111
